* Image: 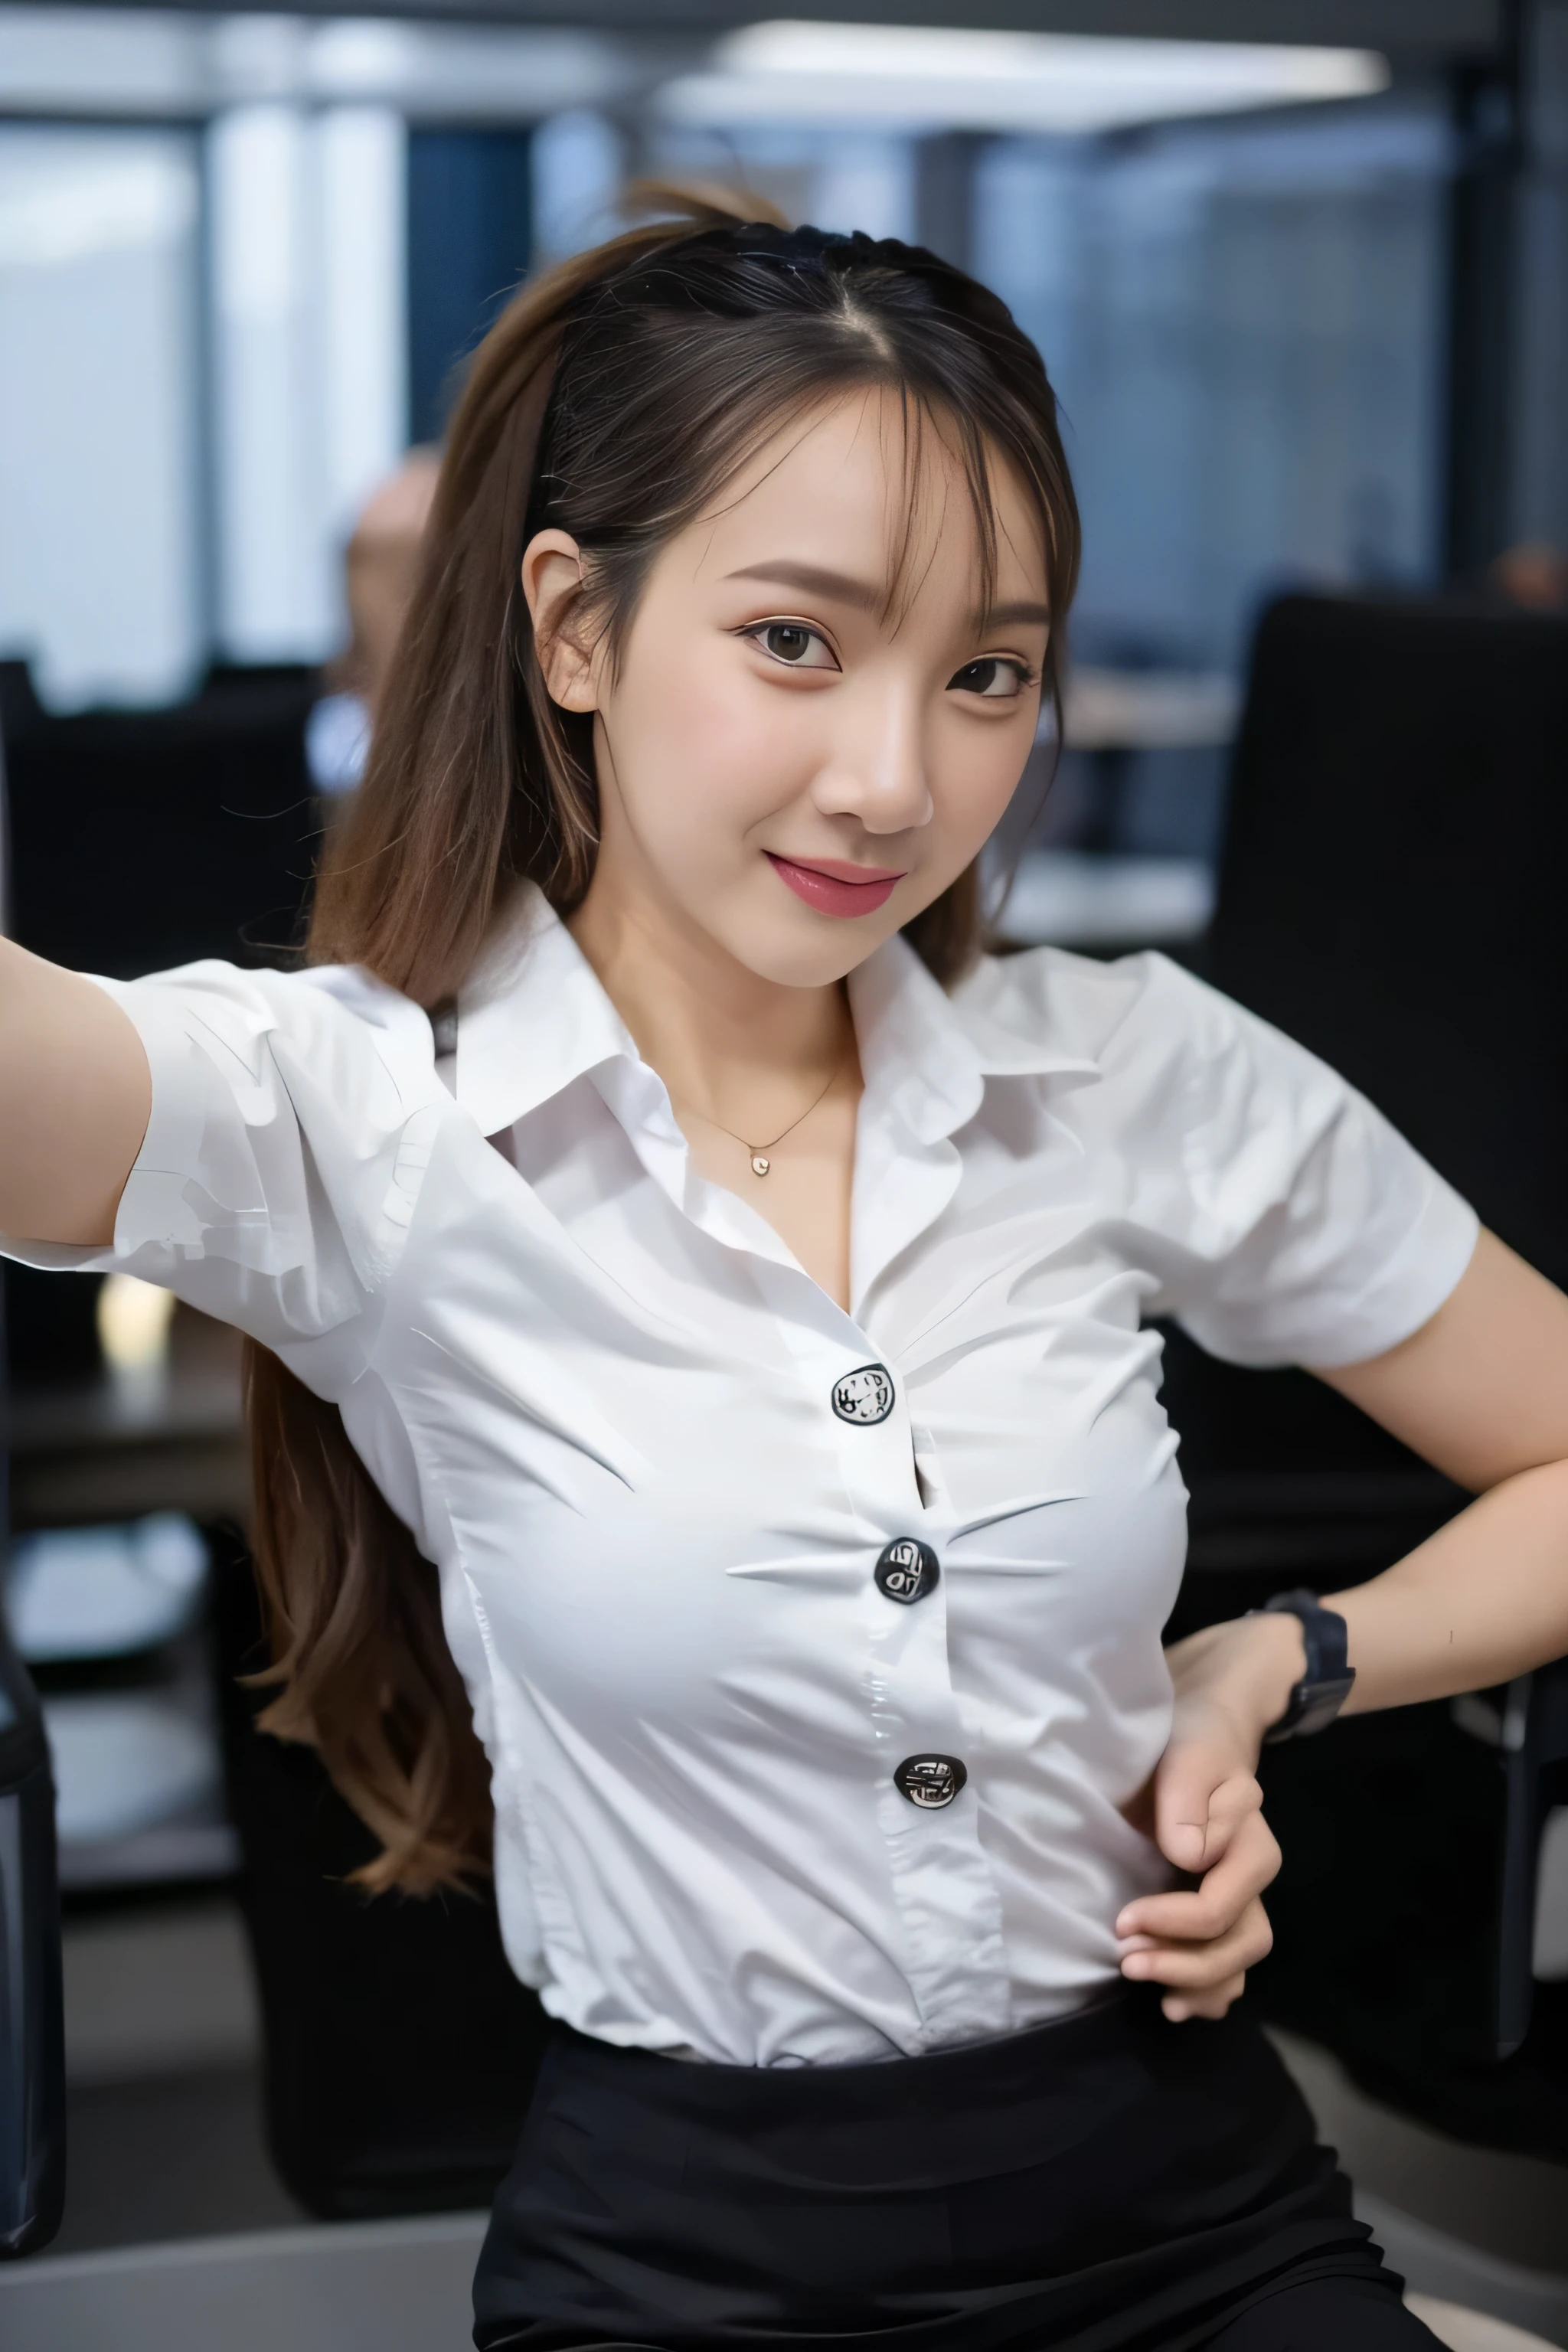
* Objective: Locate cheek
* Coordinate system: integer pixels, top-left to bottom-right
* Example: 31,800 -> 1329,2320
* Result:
931,714 -> 1034,852
617,635 -> 813,849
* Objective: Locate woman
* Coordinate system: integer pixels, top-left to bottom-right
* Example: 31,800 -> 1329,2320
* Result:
4,196 -> 1567,2350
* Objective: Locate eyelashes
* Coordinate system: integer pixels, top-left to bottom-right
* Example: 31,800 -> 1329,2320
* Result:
946,656 -> 1037,700
744,621 -> 838,670
740,622 -> 1038,699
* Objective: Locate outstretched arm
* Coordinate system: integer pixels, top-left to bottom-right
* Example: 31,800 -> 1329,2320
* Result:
0,938 -> 152,1246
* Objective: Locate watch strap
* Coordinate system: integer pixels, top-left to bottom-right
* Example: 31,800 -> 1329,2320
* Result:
1253,1588 -> 1356,1744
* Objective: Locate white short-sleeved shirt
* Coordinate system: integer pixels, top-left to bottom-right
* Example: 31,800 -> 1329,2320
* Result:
5,889 -> 1478,2066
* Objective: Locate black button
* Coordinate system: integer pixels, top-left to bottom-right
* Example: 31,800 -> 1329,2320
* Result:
893,1755 -> 967,1810
875,1539 -> 939,1605
831,1364 -> 894,1425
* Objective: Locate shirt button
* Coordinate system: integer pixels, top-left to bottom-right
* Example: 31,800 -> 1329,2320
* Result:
831,1364 -> 895,1425
875,1538 -> 939,1605
893,1755 -> 968,1810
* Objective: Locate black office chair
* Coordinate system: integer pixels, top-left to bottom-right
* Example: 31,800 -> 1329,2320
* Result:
0,660 -> 550,2231
1166,590 -> 1568,2154
0,1579 -> 64,2260
0,658 -> 321,981
0,661 -> 325,2257
209,1524 -> 550,2221
0,652 -> 327,1418
0,746 -> 66,2259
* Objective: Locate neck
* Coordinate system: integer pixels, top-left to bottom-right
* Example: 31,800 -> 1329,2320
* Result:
567,861 -> 854,1129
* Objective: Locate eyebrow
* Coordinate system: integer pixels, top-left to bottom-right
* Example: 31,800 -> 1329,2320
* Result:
984,599 -> 1052,630
724,560 -> 881,611
724,561 -> 1050,633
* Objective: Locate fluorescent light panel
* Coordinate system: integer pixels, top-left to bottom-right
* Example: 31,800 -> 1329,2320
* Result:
661,21 -> 1390,136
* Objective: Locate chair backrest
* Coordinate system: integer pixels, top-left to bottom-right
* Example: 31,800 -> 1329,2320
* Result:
0,753 -> 66,2260
1208,590 -> 1568,1286
1167,586 -> 1568,1554
0,656 -> 325,1403
0,661 -> 319,982
210,1529 -> 550,2220
1174,590 -> 1568,2123
0,1609 -> 64,2259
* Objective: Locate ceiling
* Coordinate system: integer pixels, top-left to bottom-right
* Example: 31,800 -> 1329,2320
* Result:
41,0 -> 1504,64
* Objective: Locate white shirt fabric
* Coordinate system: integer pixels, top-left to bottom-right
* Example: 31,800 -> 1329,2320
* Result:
6,889 -> 1478,2066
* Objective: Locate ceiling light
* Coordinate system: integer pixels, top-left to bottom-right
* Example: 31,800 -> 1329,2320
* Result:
658,21 -> 1390,137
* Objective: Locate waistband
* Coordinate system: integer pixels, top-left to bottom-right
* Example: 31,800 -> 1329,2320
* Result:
544,1990 -> 1156,2187
552,1987 -> 1136,2095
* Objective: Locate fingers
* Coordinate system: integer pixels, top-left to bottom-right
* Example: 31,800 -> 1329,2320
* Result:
1160,1973 -> 1248,2024
1117,1704 -> 1283,2024
1116,1805 -> 1281,1945
1119,1893 -> 1274,1994
1155,1753 -> 1264,1877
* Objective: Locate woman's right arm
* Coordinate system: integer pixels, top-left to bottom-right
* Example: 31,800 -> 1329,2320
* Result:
0,939 -> 152,1246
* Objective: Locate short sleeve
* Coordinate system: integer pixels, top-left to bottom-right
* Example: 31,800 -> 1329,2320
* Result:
0,960 -> 444,1395
1101,954 -> 1479,1369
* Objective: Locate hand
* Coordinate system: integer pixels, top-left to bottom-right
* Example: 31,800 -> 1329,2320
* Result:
1114,1613 -> 1303,2022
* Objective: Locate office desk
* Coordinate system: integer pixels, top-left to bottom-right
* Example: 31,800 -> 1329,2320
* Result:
7,1313 -> 247,1534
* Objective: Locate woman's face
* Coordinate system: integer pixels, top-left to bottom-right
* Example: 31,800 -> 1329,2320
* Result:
526,387 -> 1050,988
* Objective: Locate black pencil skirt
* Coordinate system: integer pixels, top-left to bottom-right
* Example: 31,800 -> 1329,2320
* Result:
472,1991 -> 1442,2352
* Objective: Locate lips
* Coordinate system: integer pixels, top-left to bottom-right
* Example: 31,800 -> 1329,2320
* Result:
765,853 -> 905,918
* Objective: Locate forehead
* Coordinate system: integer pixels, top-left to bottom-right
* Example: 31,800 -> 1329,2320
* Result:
684,385 -> 1046,616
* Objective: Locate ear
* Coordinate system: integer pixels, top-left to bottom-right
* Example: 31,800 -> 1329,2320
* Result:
521,529 -> 599,712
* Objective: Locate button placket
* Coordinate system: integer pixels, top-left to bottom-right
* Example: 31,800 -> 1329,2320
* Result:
743,1266 -> 1010,2044
859,1499 -> 1009,2044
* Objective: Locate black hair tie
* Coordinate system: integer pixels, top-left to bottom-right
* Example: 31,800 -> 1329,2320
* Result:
732,221 -> 956,284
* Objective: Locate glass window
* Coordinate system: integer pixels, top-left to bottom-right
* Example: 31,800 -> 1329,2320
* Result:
0,125 -> 202,709
977,97 -> 1451,678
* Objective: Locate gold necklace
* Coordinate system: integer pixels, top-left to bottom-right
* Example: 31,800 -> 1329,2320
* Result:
678,1049 -> 847,1177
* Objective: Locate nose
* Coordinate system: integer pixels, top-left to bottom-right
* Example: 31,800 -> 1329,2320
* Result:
809,675 -> 934,838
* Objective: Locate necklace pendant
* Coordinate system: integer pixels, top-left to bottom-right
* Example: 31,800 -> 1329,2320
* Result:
750,1153 -> 771,1178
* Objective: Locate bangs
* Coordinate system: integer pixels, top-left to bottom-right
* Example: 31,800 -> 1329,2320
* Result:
586,364 -> 1054,679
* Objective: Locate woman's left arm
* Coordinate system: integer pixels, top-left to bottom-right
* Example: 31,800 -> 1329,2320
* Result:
1189,1228 -> 1568,1733
1118,1229 -> 1568,2018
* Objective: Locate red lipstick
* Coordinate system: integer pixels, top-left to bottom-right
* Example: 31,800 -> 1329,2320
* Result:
765,853 -> 905,918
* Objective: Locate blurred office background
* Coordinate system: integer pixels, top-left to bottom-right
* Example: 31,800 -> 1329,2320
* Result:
2,2 -> 1568,2344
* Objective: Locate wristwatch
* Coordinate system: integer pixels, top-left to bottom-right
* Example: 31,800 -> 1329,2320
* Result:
1251,1589 -> 1357,1744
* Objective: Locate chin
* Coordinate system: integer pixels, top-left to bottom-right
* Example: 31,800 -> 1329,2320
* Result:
714,916 -> 892,991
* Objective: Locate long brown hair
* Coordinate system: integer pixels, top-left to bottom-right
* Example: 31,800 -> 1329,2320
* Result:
246,188 -> 1083,1893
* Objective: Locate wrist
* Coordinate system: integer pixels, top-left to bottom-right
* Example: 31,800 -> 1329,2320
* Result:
1166,1611 -> 1307,1746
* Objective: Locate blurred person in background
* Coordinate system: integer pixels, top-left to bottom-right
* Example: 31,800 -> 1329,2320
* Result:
1488,541 -> 1568,609
305,446 -> 442,799
3,190 -> 1568,2352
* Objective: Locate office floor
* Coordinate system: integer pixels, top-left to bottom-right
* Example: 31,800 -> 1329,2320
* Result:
51,1896 -> 1568,2334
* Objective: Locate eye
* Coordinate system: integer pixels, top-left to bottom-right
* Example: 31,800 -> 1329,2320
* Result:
949,657 -> 1032,700
746,621 -> 838,671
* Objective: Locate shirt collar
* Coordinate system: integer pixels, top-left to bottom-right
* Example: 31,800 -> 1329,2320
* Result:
455,884 -> 1102,1144
849,928 -> 1102,1150
456,886 -> 643,1136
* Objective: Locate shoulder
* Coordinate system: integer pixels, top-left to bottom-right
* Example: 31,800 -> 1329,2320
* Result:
952,942 -> 1247,1075
113,958 -> 440,1107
